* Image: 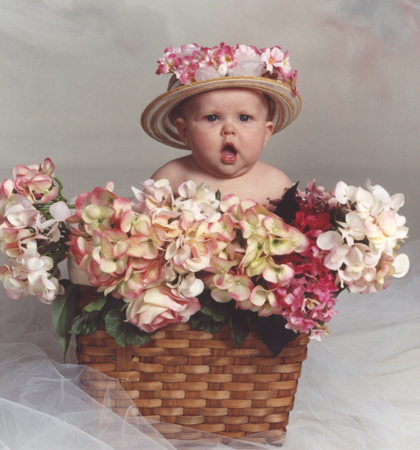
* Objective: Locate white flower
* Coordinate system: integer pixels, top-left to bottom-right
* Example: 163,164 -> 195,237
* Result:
334,181 -> 356,204
353,187 -> 376,217
391,253 -> 410,278
4,195 -> 39,229
175,181 -> 221,222
36,201 -> 72,242
233,45 -> 261,63
338,212 -> 366,241
317,231 -> 349,271
194,66 -> 220,81
218,63 -> 228,77
2,246 -> 63,303
228,61 -> 265,77
2,267 -> 29,300
131,179 -> 174,212
172,273 -> 204,298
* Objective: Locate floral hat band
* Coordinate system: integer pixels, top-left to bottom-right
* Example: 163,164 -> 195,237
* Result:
141,43 -> 302,150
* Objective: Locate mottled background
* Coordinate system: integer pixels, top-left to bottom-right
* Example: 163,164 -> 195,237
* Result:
1,0 -> 419,239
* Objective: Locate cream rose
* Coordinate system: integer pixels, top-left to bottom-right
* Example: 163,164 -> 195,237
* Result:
126,285 -> 201,333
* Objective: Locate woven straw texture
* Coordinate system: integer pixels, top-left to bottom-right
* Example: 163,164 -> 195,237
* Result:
76,285 -> 309,439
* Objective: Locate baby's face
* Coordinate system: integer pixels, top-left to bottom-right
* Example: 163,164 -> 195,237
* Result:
175,88 -> 274,180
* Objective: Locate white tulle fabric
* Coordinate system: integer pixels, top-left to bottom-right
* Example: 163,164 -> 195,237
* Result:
1,242 -> 420,449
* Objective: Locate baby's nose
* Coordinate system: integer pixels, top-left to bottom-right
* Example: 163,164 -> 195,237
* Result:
221,122 -> 235,135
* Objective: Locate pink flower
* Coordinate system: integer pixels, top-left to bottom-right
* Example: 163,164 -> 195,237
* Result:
214,43 -> 238,76
280,51 -> 293,78
39,158 -> 55,176
126,285 -> 201,332
0,179 -> 14,224
176,65 -> 196,85
291,70 -> 299,95
261,46 -> 284,71
12,158 -> 58,203
299,179 -> 335,209
156,52 -> 180,75
1,179 -> 14,199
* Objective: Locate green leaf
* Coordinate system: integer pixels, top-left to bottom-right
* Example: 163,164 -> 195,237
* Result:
52,280 -> 78,362
189,310 -> 226,334
197,290 -> 231,322
229,308 -> 251,349
83,295 -> 107,312
69,310 -> 105,336
104,308 -> 154,347
70,294 -> 124,337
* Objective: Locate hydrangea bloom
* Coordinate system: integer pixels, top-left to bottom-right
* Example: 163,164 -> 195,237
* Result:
68,180 -> 222,331
317,180 -> 409,294
0,159 -> 70,303
201,197 -> 310,319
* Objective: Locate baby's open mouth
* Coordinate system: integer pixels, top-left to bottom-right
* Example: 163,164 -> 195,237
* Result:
220,144 -> 237,163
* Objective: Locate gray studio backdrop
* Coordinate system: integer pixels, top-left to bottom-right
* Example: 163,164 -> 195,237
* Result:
1,0 -> 419,241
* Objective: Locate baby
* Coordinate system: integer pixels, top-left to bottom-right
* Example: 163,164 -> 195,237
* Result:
141,43 -> 301,207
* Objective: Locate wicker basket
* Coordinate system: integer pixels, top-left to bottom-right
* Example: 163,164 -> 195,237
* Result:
76,285 -> 309,441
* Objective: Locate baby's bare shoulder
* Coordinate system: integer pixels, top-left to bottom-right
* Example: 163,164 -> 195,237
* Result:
254,161 -> 293,189
151,156 -> 190,182
236,161 -> 293,206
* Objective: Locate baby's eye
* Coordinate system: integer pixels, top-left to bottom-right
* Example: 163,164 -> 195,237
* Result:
205,115 -> 218,122
239,115 -> 251,122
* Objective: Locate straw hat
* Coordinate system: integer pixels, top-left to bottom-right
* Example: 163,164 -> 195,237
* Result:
141,43 -> 302,150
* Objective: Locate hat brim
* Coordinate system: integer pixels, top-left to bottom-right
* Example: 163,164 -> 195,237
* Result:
140,76 -> 302,150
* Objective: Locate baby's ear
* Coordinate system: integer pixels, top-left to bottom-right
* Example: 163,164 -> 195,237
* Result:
263,121 -> 274,146
175,118 -> 188,144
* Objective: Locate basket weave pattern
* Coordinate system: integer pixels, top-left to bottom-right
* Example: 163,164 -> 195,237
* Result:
76,285 -> 309,439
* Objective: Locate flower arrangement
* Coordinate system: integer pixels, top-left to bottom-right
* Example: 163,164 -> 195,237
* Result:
156,42 -> 299,94
0,159 -> 71,303
0,159 -> 409,359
